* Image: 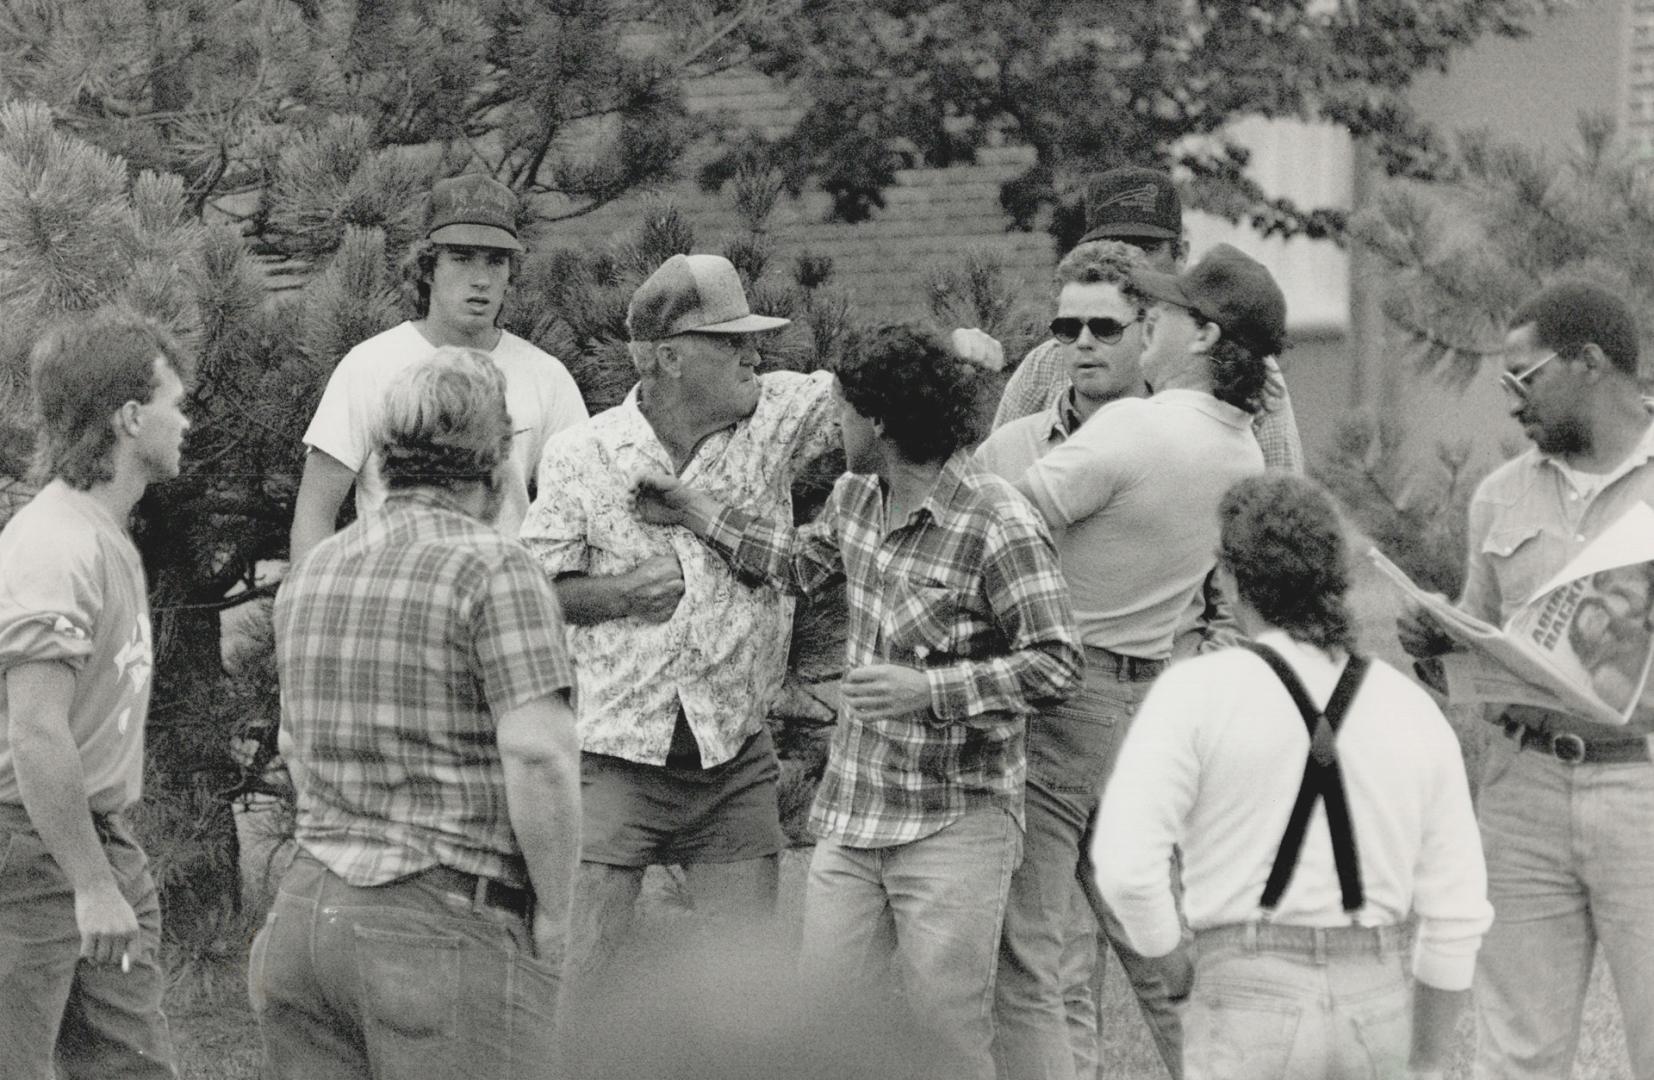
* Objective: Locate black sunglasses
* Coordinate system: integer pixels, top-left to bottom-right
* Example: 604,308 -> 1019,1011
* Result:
1049,315 -> 1137,345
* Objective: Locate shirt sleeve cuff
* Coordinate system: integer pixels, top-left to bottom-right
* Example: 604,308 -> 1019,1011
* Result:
1411,945 -> 1479,992
702,505 -> 758,559
925,665 -> 973,722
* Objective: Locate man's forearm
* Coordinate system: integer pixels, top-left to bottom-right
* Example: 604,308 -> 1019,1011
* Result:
498,695 -> 581,945
553,572 -> 638,625
6,665 -> 118,894
1410,984 -> 1469,1073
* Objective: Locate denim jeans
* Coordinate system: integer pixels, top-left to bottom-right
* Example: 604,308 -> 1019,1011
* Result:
248,850 -> 563,1080
0,806 -> 176,1080
1184,930 -> 1411,1080
994,660 -> 1185,1080
1472,734 -> 1654,1080
800,808 -> 1023,1080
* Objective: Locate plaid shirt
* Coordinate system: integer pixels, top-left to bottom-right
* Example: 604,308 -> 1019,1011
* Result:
701,451 -> 1081,847
275,489 -> 574,888
992,337 -> 1304,472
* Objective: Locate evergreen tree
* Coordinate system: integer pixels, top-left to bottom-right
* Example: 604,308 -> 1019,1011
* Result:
1324,113 -> 1654,598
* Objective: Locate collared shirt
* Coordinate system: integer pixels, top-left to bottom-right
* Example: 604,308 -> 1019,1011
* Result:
1093,630 -> 1493,991
1460,419 -> 1654,735
520,371 -> 838,767
991,337 -> 1304,472
700,450 -> 1081,847
275,489 -> 574,888
1012,389 -> 1264,659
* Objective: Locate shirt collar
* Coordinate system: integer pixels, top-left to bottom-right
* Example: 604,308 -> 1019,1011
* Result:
1536,418 -> 1654,488
383,486 -> 476,519
881,450 -> 977,531
1149,388 -> 1254,430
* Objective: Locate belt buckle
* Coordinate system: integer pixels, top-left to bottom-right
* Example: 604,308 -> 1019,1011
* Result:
1549,732 -> 1587,764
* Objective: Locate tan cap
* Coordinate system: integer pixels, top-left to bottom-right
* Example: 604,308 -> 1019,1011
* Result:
626,254 -> 790,340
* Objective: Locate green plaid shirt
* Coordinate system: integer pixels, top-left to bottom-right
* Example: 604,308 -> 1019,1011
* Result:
275,489 -> 574,887
702,450 -> 1081,847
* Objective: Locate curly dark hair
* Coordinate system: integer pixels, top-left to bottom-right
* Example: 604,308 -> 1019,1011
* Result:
1512,280 -> 1639,377
1218,474 -> 1356,652
29,307 -> 194,489
1207,335 -> 1272,415
836,322 -> 990,463
402,238 -> 521,320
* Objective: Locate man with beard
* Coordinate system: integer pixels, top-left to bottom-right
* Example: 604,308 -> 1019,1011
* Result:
290,173 -> 587,562
1399,281 -> 1654,1080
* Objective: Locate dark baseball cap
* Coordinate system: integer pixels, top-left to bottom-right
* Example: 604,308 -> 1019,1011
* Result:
626,254 -> 791,340
1079,167 -> 1182,244
1131,243 -> 1287,353
427,174 -> 524,252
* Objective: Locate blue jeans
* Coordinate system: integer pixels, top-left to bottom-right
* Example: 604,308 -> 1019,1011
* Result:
1184,927 -> 1411,1080
994,661 -> 1185,1080
0,806 -> 176,1080
249,850 -> 563,1080
801,808 -> 1023,1080
1472,734 -> 1654,1080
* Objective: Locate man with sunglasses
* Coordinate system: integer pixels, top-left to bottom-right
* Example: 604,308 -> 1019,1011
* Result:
978,242 -> 1281,1080
520,254 -> 840,996
1398,281 -> 1654,1080
993,167 -> 1302,475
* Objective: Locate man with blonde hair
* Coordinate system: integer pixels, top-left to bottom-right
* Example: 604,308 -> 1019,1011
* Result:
258,346 -> 580,1080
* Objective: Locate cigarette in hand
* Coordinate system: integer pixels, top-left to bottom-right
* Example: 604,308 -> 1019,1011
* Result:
120,951 -> 130,973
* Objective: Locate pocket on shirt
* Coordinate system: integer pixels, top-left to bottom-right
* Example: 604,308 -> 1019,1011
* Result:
1479,522 -> 1562,609
881,576 -> 973,664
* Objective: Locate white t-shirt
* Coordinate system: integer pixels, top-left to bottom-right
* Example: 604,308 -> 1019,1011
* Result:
303,321 -> 588,533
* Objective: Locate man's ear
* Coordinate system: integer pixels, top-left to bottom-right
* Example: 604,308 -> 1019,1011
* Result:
115,400 -> 143,437
1578,342 -> 1609,381
1191,319 -> 1222,354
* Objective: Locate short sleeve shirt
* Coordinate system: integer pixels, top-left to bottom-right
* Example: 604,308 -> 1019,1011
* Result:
275,489 -> 575,887
302,322 -> 589,528
519,370 -> 839,767
0,482 -> 152,813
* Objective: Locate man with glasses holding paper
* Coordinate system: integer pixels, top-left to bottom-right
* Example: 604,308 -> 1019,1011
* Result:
1398,281 -> 1654,1080
977,241 -> 1281,1080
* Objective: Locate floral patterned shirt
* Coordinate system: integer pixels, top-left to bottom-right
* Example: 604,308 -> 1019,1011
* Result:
520,371 -> 838,766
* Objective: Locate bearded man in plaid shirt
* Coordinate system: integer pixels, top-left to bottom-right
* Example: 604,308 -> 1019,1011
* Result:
255,347 -> 580,1080
636,323 -> 1082,1080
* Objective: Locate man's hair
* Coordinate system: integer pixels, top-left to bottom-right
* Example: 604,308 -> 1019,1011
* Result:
375,346 -> 513,490
1207,336 -> 1271,415
1510,280 -> 1640,376
836,323 -> 989,463
1053,240 -> 1146,298
403,238 -> 521,319
29,308 -> 192,490
1218,475 -> 1356,652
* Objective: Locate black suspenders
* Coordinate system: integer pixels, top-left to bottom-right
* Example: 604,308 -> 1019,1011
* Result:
1238,641 -> 1370,915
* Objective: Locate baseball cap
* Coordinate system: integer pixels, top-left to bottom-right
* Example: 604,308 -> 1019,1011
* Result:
427,174 -> 525,252
626,254 -> 791,340
1131,243 -> 1287,353
1079,167 -> 1182,244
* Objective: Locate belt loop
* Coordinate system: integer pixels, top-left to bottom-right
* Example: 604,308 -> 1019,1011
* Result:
1312,928 -> 1327,965
471,876 -> 489,914
1244,921 -> 1259,953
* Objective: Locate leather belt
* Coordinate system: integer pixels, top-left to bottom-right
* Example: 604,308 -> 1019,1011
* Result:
414,865 -> 533,919
1501,717 -> 1649,765
1084,644 -> 1167,683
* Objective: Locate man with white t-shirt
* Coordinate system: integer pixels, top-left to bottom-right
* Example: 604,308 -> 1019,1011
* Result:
290,173 -> 587,563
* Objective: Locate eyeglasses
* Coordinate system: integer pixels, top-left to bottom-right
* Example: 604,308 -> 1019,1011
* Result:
1049,315 -> 1138,345
1499,351 -> 1558,398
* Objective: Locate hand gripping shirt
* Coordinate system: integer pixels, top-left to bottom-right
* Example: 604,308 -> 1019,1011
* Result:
520,371 -> 839,767
0,482 -> 153,814
699,450 -> 1082,847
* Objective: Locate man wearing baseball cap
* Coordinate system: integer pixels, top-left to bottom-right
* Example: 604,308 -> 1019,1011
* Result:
520,253 -> 840,985
290,173 -> 588,563
992,166 -> 1303,475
